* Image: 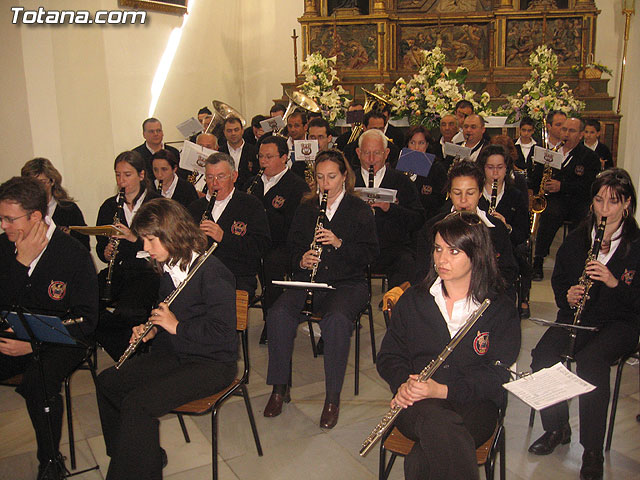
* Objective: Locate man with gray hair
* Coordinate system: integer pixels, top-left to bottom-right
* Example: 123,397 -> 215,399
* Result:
188,152 -> 270,297
354,129 -> 424,287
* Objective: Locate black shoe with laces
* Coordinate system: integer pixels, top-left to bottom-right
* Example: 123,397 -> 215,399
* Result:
580,449 -> 604,480
528,423 -> 571,455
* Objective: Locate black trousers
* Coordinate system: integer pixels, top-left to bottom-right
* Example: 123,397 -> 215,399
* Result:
395,398 -> 499,480
534,196 -> 588,258
96,350 -> 236,480
262,246 -> 290,311
372,246 -> 416,289
514,242 -> 532,303
0,345 -> 87,464
266,283 -> 368,396
530,320 -> 639,451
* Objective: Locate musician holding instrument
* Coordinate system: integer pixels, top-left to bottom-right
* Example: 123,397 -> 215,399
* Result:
132,118 -> 180,182
21,157 -> 90,251
97,198 -> 237,480
151,149 -> 198,208
377,211 -> 520,480
187,152 -> 270,299
531,117 -> 600,281
263,149 -> 378,429
477,145 -> 532,317
0,177 -> 98,479
95,151 -> 161,360
342,111 -> 400,169
528,168 -> 640,480
218,116 -> 259,188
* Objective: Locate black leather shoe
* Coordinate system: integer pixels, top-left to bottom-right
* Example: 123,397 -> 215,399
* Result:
532,257 -> 544,281
160,447 -> 168,469
259,324 -> 267,345
520,304 -> 531,319
528,423 -> 571,455
316,337 -> 324,355
320,401 -> 339,429
263,387 -> 290,417
580,449 -> 604,480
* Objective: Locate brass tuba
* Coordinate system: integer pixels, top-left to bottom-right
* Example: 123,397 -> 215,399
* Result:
205,100 -> 246,134
274,90 -> 321,138
347,87 -> 392,145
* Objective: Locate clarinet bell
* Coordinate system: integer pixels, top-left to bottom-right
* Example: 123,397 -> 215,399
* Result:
301,290 -> 314,316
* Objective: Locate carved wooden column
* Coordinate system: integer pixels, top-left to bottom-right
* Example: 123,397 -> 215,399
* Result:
574,0 -> 595,10
303,0 -> 319,16
496,0 -> 514,10
372,0 -> 387,14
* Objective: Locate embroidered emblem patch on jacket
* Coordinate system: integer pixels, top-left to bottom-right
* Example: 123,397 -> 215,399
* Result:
421,185 -> 432,195
574,165 -> 584,176
231,220 -> 247,236
621,269 -> 635,286
48,281 -> 67,301
473,331 -> 489,355
272,195 -> 286,209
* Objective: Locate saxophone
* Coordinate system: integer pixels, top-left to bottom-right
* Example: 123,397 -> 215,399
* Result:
102,188 -> 126,303
530,140 -> 565,235
564,216 -> 607,361
200,190 -> 218,223
359,298 -> 491,456
304,161 -> 315,188
488,179 -> 498,215
115,241 -> 219,369
301,191 -> 328,316
247,168 -> 265,195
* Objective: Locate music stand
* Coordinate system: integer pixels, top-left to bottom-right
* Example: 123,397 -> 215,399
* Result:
2,308 -> 98,478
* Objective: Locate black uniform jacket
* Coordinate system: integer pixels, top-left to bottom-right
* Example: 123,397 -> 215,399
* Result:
288,194 -> 379,286
133,143 -> 181,182
52,201 -> 89,251
219,141 -> 259,189
0,228 -> 99,340
552,224 -> 640,331
529,143 -> 599,205
188,191 -> 271,279
414,211 -> 519,287
244,170 -> 309,248
164,177 -> 199,208
152,254 -> 238,363
354,167 -> 425,251
343,141 -> 401,170
96,190 -> 161,267
410,159 -> 448,221
478,183 -> 530,247
377,284 -> 520,408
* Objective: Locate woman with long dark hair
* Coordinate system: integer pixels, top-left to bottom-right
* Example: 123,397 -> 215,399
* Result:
528,168 -> 640,480
263,149 -> 378,429
377,211 -> 521,480
97,198 -> 237,480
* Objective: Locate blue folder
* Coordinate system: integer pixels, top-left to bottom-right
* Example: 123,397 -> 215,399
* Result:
396,148 -> 435,178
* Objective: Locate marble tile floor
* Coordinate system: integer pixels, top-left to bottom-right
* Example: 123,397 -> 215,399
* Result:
1,247 -> 639,479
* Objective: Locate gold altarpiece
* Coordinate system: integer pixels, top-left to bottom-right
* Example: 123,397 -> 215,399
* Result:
288,0 -> 620,161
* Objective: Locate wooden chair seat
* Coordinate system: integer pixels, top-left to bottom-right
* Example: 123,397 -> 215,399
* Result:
0,374 -> 23,386
173,379 -> 241,414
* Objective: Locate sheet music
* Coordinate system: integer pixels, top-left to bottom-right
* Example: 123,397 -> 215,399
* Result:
260,116 -> 285,133
176,117 -> 204,138
294,139 -> 319,163
533,146 -> 563,169
443,142 -> 472,159
503,362 -> 595,411
180,141 -> 216,173
354,187 -> 397,203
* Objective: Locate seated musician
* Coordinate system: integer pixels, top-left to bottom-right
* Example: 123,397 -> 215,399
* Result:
187,152 -> 270,299
263,149 -> 378,429
218,116 -> 259,188
414,161 -> 518,294
151,149 -> 198,208
95,151 -> 161,360
354,128 -> 425,288
528,168 -> 640,480
97,198 -> 237,480
377,211 -> 520,480
460,114 -> 488,162
21,157 -> 90,251
477,145 -> 531,318
0,176 -> 98,479
132,118 -> 180,182
342,111 -> 401,169
404,125 -> 448,221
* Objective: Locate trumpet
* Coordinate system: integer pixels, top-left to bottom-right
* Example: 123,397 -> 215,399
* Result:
530,140 -> 565,235
246,168 -> 265,195
116,241 -> 219,369
359,299 -> 491,456
488,179 -> 498,215
301,191 -> 328,316
157,179 -> 163,195
564,216 -> 607,361
200,190 -> 218,223
102,188 -> 125,303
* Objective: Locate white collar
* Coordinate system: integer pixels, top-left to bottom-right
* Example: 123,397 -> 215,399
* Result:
156,173 -> 178,199
584,140 -> 598,151
145,142 -> 162,154
516,137 -> 536,146
361,165 -> 386,188
46,197 -> 57,219
163,251 -> 199,288
262,167 -> 288,195
429,277 -> 480,338
594,222 -> 623,266
325,187 -> 346,221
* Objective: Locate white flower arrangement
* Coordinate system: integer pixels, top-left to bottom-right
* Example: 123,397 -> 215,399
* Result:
299,52 -> 352,125
500,45 -> 585,124
386,47 -> 491,129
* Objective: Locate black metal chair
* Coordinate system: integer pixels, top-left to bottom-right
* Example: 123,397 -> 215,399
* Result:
605,344 -> 640,451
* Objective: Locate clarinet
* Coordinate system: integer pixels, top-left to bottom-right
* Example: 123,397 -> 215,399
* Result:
488,179 -> 498,215
200,190 -> 218,223
368,164 -> 375,188
359,298 -> 491,456
102,188 -> 126,303
157,179 -> 163,195
246,169 -> 265,195
564,216 -> 607,361
115,241 -> 219,369
301,191 -> 328,316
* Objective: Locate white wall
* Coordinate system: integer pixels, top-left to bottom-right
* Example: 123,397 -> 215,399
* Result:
0,0 -> 636,234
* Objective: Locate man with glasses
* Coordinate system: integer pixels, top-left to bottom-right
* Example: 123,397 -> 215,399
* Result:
354,129 -> 424,288
343,111 -> 400,169
188,152 -> 270,298
133,118 -> 180,181
0,176 -> 98,480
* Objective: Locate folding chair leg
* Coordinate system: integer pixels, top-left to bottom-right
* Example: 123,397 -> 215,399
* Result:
307,320 -> 318,358
499,428 -> 506,480
211,408 -> 219,480
605,359 -> 626,451
355,317 -> 360,396
177,413 -> 191,443
241,384 -> 263,456
378,444 -> 387,480
367,303 -> 376,363
529,408 -> 535,427
64,377 -> 76,470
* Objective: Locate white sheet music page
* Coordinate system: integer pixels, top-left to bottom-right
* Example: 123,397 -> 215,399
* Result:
503,362 -> 595,411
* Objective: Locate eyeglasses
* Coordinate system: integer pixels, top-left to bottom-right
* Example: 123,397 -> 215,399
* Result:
205,174 -> 231,182
0,213 -> 30,224
359,150 -> 385,157
444,211 -> 483,225
257,154 -> 282,161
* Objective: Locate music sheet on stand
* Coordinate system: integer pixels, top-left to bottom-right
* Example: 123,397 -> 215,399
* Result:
503,362 -> 595,411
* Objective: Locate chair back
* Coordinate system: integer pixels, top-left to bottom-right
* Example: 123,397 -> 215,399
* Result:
382,282 -> 410,326
236,289 -> 249,331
